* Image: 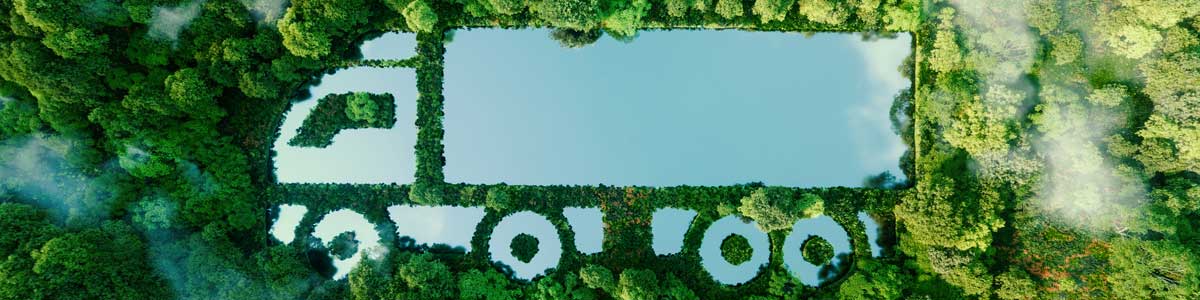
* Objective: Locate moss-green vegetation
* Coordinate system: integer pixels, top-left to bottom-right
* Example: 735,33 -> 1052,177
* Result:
0,0 -> 1197,299
801,236 -> 833,265
511,233 -> 540,263
720,234 -> 753,265
290,92 -> 397,148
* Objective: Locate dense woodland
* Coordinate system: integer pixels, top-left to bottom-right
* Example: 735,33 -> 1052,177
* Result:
0,0 -> 1196,299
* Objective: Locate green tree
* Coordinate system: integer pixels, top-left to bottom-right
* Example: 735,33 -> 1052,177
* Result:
489,0 -> 526,15
1139,53 -> 1200,124
665,0 -> 692,18
926,247 -> 992,296
801,236 -> 834,265
796,0 -> 848,25
394,253 -> 456,299
534,0 -> 600,30
993,268 -> 1037,300
603,0 -> 650,38
532,273 -> 595,300
404,0 -> 439,33
30,222 -> 172,300
1105,25 -> 1162,60
751,0 -> 792,23
349,260 -> 386,300
837,259 -> 904,300
459,269 -> 521,300
1118,0 -> 1200,28
896,171 -> 1004,251
882,0 -> 919,31
715,0 -> 744,19
1137,115 -> 1200,174
579,264 -> 615,293
852,0 -> 881,26
278,0 -> 371,58
720,234 -> 752,264
616,269 -> 658,300
929,8 -> 962,73
1049,33 -> 1082,65
345,92 -> 379,123
738,187 -> 823,232
511,233 -> 540,263
1108,238 -> 1199,299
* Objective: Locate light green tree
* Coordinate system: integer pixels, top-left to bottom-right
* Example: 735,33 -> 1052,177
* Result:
1106,25 -> 1162,59
404,0 -> 439,33
929,8 -> 961,73
796,0 -> 848,25
1107,238 -> 1200,299
489,0 -> 526,15
738,187 -> 823,232
603,0 -> 650,38
715,0 -> 744,19
751,0 -> 792,23
1049,33 -> 1082,65
534,0 -> 600,30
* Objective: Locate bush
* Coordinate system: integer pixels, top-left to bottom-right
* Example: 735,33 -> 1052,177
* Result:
715,0 -> 744,19
720,234 -> 752,265
752,0 -> 792,23
289,92 -> 396,148
404,0 -> 439,33
738,187 -> 824,232
534,0 -> 600,30
511,233 -> 540,263
329,232 -> 360,260
802,236 -> 834,265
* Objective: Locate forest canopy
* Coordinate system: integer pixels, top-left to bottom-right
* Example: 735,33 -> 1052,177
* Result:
0,0 -> 1197,299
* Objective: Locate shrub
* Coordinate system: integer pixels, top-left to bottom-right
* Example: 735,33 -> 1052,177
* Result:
720,234 -> 752,265
404,0 -> 439,33
511,233 -> 540,263
801,236 -> 834,265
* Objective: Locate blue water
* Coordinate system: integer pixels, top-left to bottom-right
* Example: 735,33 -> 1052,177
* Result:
563,207 -> 604,254
442,29 -> 910,187
651,208 -> 698,255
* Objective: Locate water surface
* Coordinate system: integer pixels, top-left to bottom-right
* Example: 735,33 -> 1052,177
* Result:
442,29 -> 911,186
651,208 -> 698,255
389,205 -> 486,251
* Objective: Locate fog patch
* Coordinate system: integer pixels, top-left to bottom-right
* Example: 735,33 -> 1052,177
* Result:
149,0 -> 204,41
239,0 -> 288,24
939,0 -> 1146,232
1033,85 -> 1144,232
0,134 -> 111,225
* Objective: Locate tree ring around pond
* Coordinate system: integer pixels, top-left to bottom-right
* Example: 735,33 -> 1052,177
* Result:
488,211 -> 563,280
699,215 -> 771,285
782,215 -> 853,287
